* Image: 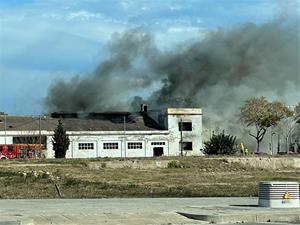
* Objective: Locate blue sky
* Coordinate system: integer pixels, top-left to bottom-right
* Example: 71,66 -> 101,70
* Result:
0,0 -> 298,114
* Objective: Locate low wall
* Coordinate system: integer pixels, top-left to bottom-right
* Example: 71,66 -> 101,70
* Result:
226,157 -> 300,170
88,159 -> 173,169
87,156 -> 300,170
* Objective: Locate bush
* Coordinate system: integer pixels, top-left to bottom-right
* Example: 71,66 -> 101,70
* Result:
167,160 -> 182,168
204,132 -> 237,155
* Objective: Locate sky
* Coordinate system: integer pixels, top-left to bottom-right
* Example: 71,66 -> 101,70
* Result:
0,0 -> 299,115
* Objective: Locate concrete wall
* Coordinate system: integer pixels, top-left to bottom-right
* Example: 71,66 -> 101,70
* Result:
226,157 -> 300,170
47,132 -> 170,158
167,108 -> 203,156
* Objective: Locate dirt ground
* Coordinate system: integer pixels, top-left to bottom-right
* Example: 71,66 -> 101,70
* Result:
0,156 -> 299,198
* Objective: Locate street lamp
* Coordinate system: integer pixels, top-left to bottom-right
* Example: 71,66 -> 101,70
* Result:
270,131 -> 276,155
4,113 -> 6,145
0,113 -> 7,145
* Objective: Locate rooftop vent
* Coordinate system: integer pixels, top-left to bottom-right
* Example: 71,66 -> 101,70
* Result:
140,104 -> 148,113
258,181 -> 299,208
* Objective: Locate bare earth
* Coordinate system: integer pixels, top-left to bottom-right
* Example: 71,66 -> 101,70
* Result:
0,156 -> 299,198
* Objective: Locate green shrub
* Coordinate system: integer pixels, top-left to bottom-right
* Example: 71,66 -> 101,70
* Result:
204,131 -> 237,155
167,160 -> 182,168
0,171 -> 19,177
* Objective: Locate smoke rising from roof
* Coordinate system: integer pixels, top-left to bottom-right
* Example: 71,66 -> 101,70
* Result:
45,20 -> 299,135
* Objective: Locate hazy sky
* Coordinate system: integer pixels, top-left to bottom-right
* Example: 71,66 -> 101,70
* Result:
0,0 -> 298,114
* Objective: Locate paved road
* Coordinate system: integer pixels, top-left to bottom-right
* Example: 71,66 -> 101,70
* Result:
0,198 -> 297,225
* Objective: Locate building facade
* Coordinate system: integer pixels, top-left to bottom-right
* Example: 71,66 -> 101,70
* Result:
0,107 -> 203,158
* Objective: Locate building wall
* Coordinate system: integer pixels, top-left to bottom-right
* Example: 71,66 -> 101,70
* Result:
166,108 -> 203,156
0,136 -> 12,144
46,132 -> 170,158
0,107 -> 203,158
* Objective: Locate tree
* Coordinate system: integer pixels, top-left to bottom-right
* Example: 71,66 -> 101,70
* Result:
240,97 -> 292,153
52,119 -> 70,158
203,131 -> 237,155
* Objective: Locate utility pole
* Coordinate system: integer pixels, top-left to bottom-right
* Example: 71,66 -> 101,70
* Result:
271,132 -> 276,156
277,133 -> 281,154
39,115 -> 42,152
123,116 -> 126,158
4,114 -> 7,145
180,118 -> 183,156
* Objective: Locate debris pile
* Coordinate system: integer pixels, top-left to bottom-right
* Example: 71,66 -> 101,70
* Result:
18,170 -> 59,181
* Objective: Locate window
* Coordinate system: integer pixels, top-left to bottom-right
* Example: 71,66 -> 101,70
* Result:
103,142 -> 119,150
178,122 -> 192,131
181,142 -> 193,151
78,143 -> 94,150
127,142 -> 143,149
151,142 -> 165,146
13,136 -> 47,145
8,145 -> 13,152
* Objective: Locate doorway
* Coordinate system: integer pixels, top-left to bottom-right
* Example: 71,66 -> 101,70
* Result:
153,147 -> 164,156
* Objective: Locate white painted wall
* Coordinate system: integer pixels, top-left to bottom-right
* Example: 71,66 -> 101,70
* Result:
167,108 -> 203,156
0,108 -> 203,159
0,136 -> 12,144
44,133 -> 169,158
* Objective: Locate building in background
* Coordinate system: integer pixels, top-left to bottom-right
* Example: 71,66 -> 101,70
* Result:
0,106 -> 203,158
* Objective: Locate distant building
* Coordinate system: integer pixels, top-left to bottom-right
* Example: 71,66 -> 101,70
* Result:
0,106 -> 203,158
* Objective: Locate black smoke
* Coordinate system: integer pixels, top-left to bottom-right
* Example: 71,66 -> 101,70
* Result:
45,20 -> 299,136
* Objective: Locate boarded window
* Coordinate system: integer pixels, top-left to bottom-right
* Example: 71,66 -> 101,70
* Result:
178,122 -> 192,131
78,143 -> 94,150
103,142 -> 119,150
181,142 -> 193,151
127,142 -> 143,149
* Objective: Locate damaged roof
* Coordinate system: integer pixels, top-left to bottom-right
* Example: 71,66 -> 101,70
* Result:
0,113 -> 165,132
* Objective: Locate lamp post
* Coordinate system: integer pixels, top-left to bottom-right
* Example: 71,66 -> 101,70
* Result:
123,116 -> 126,158
0,112 -> 8,145
277,133 -> 281,154
270,131 -> 276,155
180,118 -> 183,156
4,113 -> 7,145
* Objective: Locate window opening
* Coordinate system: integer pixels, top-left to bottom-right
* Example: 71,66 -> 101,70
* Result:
127,142 -> 143,149
78,143 -> 94,150
181,142 -> 193,151
178,122 -> 192,131
103,143 -> 119,150
151,142 -> 165,146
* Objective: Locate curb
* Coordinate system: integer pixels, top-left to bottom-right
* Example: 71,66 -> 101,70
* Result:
0,218 -> 34,225
178,207 -> 300,223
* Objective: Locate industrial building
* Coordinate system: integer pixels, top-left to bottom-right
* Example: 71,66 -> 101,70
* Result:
0,106 -> 203,158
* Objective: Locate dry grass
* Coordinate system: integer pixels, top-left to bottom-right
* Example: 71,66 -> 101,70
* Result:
0,157 -> 299,198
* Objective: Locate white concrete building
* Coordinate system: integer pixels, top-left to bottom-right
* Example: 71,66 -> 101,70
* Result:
0,107 -> 203,158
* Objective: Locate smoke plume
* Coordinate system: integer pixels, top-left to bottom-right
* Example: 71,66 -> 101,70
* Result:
45,20 -> 299,140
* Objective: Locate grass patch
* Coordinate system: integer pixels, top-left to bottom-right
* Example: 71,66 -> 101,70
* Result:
0,157 -> 299,198
0,171 -> 19,177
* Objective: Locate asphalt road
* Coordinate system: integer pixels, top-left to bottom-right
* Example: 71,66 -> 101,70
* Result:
0,197 -> 297,225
